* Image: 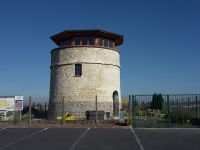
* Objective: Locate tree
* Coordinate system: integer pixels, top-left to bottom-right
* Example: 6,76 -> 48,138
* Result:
151,93 -> 163,110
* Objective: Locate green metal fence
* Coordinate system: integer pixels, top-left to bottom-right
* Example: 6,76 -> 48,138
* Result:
130,94 -> 200,128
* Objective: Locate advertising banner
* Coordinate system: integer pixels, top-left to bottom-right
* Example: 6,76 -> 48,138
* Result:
0,97 -> 15,111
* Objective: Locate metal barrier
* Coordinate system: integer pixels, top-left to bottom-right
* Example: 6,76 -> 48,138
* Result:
130,94 -> 200,128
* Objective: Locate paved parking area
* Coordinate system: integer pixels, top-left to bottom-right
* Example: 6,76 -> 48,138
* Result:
0,127 -> 199,150
134,128 -> 200,150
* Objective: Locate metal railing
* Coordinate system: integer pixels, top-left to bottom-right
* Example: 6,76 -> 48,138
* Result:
0,96 -> 113,127
130,94 -> 200,128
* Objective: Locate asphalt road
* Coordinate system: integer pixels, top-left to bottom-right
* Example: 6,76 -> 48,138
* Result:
0,127 -> 199,150
74,128 -> 140,150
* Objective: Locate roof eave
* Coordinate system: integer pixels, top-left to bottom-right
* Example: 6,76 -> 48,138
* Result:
50,29 -> 123,46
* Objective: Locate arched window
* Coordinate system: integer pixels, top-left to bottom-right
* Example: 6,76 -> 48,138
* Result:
113,91 -> 119,117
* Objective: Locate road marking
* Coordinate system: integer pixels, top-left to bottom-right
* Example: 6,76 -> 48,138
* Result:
130,126 -> 145,150
0,128 -> 48,150
136,128 -> 200,130
69,128 -> 90,150
0,128 -> 6,131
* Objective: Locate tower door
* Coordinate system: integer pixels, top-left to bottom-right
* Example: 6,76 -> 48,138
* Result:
113,91 -> 119,118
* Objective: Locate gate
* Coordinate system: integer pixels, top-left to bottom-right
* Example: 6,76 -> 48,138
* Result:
130,94 -> 200,128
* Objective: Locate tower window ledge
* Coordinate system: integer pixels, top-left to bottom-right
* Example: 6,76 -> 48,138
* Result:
74,75 -> 82,77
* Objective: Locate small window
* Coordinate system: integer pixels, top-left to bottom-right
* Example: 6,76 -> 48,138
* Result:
98,38 -> 103,46
66,40 -> 72,46
75,38 -> 81,45
59,41 -> 65,47
104,39 -> 108,47
75,64 -> 82,76
88,37 -> 94,45
109,40 -> 113,48
82,37 -> 88,45
60,40 -> 69,47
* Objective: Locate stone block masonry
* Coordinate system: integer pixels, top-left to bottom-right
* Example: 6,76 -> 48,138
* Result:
48,29 -> 123,119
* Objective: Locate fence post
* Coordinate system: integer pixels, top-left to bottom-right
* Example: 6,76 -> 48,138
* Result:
12,111 -> 14,122
62,96 -> 65,125
45,102 -> 47,112
29,96 -> 32,125
129,95 -> 132,120
167,95 -> 170,127
33,102 -> 35,109
19,110 -> 22,122
132,95 -> 136,127
187,97 -> 191,111
196,96 -> 199,118
95,95 -> 98,125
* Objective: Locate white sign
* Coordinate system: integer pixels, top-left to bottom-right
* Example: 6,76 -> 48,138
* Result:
0,97 -> 15,111
15,96 -> 24,111
15,96 -> 23,100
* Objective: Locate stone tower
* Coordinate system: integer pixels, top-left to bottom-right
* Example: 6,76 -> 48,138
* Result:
48,29 -> 123,119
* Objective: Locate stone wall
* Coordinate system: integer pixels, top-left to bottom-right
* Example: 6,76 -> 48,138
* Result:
48,47 -> 121,119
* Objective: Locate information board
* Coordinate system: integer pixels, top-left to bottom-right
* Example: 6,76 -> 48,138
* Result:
14,96 -> 23,111
0,97 -> 15,111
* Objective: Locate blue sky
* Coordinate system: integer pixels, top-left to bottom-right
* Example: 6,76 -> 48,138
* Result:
0,0 -> 200,99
